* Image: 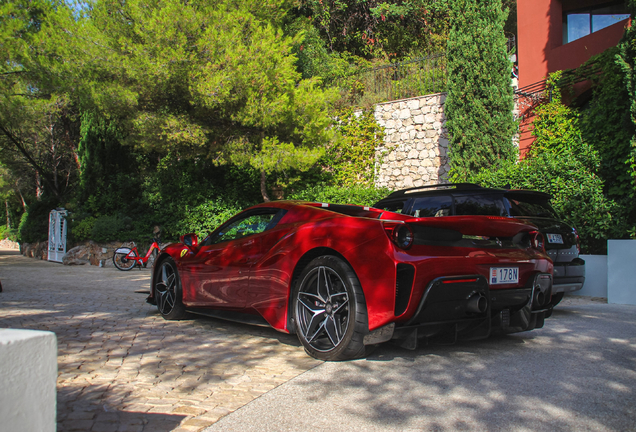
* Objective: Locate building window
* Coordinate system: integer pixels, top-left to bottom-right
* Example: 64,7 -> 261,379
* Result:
563,3 -> 629,44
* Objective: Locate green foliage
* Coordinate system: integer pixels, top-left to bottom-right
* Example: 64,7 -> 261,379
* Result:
573,49 -> 635,199
323,108 -> 384,187
90,216 -> 131,243
288,184 -> 390,206
615,14 -> 636,198
292,0 -> 450,59
76,113 -> 141,215
530,75 -> 600,171
445,0 -> 517,179
0,226 -> 18,241
17,197 -> 57,244
41,0 -> 337,193
69,216 -> 96,242
171,199 -> 244,239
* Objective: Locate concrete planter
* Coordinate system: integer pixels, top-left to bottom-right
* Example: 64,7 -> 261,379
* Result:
577,254 -> 607,298
0,329 -> 57,432
577,241 -> 636,306
608,240 -> 636,306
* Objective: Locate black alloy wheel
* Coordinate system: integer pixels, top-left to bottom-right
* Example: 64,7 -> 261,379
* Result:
154,257 -> 187,320
293,255 -> 368,361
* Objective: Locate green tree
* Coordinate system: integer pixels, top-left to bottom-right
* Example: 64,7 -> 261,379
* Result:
0,0 -> 79,200
42,0 -> 338,201
76,112 -> 141,215
291,0 -> 450,60
445,0 -> 516,180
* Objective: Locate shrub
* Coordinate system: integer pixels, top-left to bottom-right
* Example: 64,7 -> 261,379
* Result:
169,198 -> 244,239
0,226 -> 17,241
91,215 -> 134,243
69,216 -> 96,242
18,198 -> 58,244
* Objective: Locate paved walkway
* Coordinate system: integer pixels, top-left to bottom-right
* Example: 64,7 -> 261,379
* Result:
0,249 -> 320,431
206,296 -> 636,432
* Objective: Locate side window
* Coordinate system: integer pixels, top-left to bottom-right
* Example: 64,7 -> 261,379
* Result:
411,196 -> 453,217
454,195 -> 506,216
204,210 -> 285,245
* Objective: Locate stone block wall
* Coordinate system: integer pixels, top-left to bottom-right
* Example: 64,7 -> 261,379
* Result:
373,93 -> 449,190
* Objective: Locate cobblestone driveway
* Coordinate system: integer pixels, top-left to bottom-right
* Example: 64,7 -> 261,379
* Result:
0,249 -> 320,431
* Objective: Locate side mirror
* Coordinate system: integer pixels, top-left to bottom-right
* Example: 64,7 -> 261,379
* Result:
180,233 -> 199,248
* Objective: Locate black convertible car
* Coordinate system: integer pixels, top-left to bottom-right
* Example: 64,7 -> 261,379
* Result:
374,183 -> 585,306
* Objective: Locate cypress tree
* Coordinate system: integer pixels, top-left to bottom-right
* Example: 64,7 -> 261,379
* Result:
445,0 -> 517,180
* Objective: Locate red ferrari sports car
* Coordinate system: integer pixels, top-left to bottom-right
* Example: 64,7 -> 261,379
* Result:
147,200 -> 553,361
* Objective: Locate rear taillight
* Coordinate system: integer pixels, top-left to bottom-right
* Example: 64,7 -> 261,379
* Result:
530,230 -> 545,253
383,222 -> 414,250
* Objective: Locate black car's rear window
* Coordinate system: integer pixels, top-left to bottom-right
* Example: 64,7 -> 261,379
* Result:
454,194 -> 506,217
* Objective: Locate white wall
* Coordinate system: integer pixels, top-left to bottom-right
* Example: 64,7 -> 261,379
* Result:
0,329 -> 57,432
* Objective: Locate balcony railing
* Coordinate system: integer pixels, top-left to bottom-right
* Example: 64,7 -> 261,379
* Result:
331,53 -> 448,108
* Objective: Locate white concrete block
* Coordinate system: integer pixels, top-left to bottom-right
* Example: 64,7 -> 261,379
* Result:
577,255 -> 607,298
0,329 -> 57,432
608,240 -> 636,305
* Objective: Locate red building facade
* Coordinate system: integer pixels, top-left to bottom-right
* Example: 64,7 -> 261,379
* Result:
516,0 -> 629,155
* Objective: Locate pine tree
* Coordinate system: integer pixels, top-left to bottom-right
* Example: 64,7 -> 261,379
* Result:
445,0 -> 517,180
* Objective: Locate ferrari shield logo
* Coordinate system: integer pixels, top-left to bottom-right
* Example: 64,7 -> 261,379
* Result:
180,248 -> 188,258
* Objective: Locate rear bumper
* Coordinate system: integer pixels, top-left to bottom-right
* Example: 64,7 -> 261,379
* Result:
553,258 -> 585,293
372,273 -> 553,348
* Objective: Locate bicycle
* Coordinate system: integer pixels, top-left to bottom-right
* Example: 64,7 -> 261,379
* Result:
112,238 -> 162,271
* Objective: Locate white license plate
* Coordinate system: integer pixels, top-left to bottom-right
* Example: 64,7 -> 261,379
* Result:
547,233 -> 564,244
490,267 -> 519,285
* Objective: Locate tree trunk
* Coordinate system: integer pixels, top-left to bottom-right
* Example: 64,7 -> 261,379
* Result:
5,200 -> 10,229
260,170 -> 270,202
15,183 -> 27,211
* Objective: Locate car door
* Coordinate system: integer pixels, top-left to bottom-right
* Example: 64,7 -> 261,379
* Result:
181,209 -> 285,308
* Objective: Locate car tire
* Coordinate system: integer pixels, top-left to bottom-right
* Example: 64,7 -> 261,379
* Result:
549,292 -> 565,307
154,257 -> 188,320
113,250 -> 137,271
293,255 -> 368,361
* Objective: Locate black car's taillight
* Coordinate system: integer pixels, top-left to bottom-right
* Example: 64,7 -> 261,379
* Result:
530,230 -> 545,253
573,227 -> 581,254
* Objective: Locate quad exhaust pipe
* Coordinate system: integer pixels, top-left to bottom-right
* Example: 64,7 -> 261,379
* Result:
533,273 -> 553,308
466,293 -> 488,314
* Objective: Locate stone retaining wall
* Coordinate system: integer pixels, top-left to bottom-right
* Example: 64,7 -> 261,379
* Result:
19,240 -> 163,267
0,238 -> 19,249
374,92 -> 450,190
